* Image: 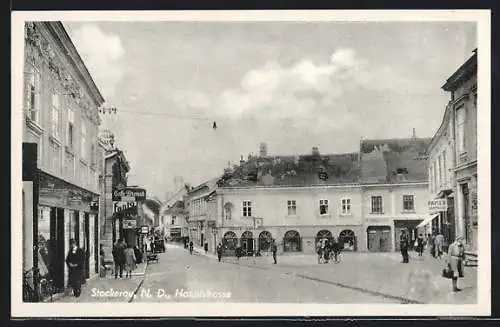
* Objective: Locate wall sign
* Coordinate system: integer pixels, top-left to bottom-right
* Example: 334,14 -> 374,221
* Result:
141,226 -> 149,234
428,199 -> 447,212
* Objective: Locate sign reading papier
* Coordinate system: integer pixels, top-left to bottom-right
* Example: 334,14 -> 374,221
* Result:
113,187 -> 146,202
428,199 -> 447,212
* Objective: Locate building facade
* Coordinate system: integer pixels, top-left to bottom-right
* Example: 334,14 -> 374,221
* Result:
359,138 -> 432,252
442,50 -> 478,252
22,22 -> 105,294
161,186 -> 189,241
214,146 -> 364,255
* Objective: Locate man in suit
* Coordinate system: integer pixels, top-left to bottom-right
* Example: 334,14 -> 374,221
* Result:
271,240 -> 278,264
399,229 -> 410,263
112,240 -> 125,279
66,239 -> 85,297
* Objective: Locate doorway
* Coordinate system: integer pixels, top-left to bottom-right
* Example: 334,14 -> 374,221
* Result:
367,226 -> 391,252
84,213 -> 90,280
241,231 -> 254,255
461,183 -> 471,244
49,207 -> 65,291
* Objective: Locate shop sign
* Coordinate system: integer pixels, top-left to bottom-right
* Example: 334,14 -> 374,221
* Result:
123,219 -> 137,229
428,199 -> 447,212
141,226 -> 149,234
112,187 -> 146,202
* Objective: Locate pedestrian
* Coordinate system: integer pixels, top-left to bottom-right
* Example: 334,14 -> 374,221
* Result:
446,236 -> 466,292
331,237 -> 340,263
316,240 -> 323,264
189,241 -> 194,255
435,232 -> 445,258
428,233 -> 436,258
65,239 -> 84,297
204,242 -> 209,254
271,240 -> 278,264
323,239 -> 330,264
124,244 -> 137,278
99,244 -> 106,278
133,245 -> 142,264
417,234 -> 425,257
400,229 -> 410,263
216,242 -> 223,262
112,240 -> 125,279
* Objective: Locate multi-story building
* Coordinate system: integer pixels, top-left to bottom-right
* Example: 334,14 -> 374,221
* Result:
99,131 -> 131,262
185,179 -> 219,251
442,50 -> 478,252
161,186 -> 189,241
421,100 -> 457,246
360,137 -> 431,252
22,22 -> 105,294
214,144 -> 364,255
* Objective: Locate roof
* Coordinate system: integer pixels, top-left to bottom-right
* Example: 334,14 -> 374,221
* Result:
144,198 -> 162,215
360,138 -> 431,183
442,50 -> 477,92
217,152 -> 360,188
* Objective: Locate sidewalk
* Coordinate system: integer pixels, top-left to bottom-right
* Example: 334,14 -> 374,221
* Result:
190,245 -> 477,304
54,262 -> 148,302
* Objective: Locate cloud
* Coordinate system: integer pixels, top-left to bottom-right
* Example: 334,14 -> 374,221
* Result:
68,24 -> 125,98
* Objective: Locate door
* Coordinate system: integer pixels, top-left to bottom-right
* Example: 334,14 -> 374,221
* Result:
94,214 -> 99,274
367,229 -> 379,252
462,183 -> 471,244
380,229 -> 391,252
50,208 -> 65,291
84,213 -> 90,279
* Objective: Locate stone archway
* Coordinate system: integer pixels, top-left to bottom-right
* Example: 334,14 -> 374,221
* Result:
241,231 -> 254,255
222,231 -> 237,250
283,230 -> 301,252
258,231 -> 273,252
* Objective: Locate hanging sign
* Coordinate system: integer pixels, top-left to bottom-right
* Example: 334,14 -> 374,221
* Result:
113,187 -> 146,202
123,219 -> 137,229
141,226 -> 150,234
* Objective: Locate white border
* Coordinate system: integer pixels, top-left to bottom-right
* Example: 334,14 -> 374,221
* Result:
11,10 -> 491,318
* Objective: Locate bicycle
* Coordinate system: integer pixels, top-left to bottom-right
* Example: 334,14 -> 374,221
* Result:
23,269 -> 55,302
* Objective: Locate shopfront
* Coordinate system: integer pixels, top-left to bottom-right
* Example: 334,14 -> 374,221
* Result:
38,172 -> 99,292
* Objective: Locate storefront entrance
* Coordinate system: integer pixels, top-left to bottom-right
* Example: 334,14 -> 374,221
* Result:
241,231 -> 254,255
49,207 -> 65,291
367,226 -> 391,252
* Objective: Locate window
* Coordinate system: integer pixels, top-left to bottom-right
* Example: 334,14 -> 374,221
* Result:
242,201 -> 252,217
67,107 -> 74,149
319,199 -> 329,215
437,155 -> 442,187
224,202 -> 233,220
371,196 -> 383,214
25,63 -> 40,122
428,167 -> 433,194
341,198 -> 351,215
403,195 -> 415,212
171,216 -> 176,225
433,161 -> 438,192
456,106 -> 466,154
81,122 -> 87,160
50,93 -> 61,138
287,200 -> 297,216
90,143 -> 95,167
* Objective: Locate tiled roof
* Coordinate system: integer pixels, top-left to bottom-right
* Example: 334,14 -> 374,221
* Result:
360,138 -> 431,183
217,152 -> 360,187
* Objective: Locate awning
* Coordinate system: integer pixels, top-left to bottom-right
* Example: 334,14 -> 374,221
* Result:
416,213 -> 440,228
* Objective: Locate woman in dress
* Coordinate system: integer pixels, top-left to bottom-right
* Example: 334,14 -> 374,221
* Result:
447,236 -> 465,292
124,244 -> 137,278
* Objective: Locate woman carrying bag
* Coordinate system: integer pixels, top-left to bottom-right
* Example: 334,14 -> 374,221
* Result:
443,236 -> 465,292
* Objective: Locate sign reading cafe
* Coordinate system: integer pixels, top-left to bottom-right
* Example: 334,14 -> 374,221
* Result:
428,199 -> 447,212
112,187 -> 147,202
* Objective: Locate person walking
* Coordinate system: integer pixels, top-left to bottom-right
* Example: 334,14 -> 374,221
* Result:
112,240 -> 125,279
189,241 -> 194,255
216,243 -> 223,262
399,229 -> 410,263
124,244 -> 137,278
271,240 -> 278,264
447,236 -> 466,292
331,237 -> 340,263
435,232 -> 445,258
416,234 -> 425,257
428,233 -> 436,258
133,245 -> 142,264
65,239 -> 84,297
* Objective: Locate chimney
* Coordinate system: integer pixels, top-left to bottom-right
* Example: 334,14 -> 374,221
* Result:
312,146 -> 320,156
259,142 -> 268,157
412,128 -> 416,139
239,155 -> 245,166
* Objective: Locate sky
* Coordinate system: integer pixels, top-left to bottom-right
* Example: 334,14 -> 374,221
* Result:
63,20 -> 477,201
